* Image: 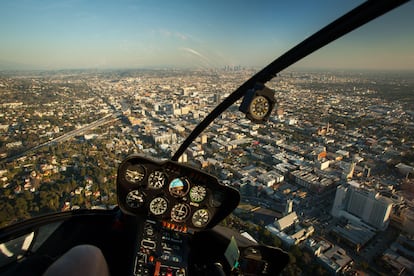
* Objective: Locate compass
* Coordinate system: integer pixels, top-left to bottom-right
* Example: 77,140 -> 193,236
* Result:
249,95 -> 270,121
239,83 -> 275,123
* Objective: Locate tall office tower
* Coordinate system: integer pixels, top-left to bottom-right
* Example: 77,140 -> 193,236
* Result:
347,188 -> 370,216
364,194 -> 393,230
331,185 -> 349,217
331,183 -> 393,230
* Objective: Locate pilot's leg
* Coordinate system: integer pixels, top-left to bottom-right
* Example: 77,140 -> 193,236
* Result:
43,244 -> 109,276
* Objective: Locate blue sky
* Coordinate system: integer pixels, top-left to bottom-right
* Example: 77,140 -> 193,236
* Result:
0,0 -> 413,70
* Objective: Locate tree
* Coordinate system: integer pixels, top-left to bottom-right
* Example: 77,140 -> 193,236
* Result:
15,196 -> 29,218
39,190 -> 59,211
80,167 -> 86,178
0,202 -> 15,228
23,191 -> 34,204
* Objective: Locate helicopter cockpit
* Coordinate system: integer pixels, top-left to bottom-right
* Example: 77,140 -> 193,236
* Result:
0,0 -> 411,275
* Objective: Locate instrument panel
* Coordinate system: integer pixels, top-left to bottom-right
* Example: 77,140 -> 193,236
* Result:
117,155 -> 240,232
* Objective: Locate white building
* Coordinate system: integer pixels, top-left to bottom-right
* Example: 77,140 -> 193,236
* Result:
331,185 -> 348,217
331,183 -> 393,231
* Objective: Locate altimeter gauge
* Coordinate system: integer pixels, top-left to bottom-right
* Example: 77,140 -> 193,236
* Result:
189,185 -> 207,203
192,209 -> 210,228
126,190 -> 145,208
149,197 -> 168,216
124,164 -> 145,184
171,203 -> 190,222
148,171 -> 167,189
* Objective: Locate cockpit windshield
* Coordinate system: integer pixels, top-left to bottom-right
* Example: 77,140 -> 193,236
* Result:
1,0 -> 413,275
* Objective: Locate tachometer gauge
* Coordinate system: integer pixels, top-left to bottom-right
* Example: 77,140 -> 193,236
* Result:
126,190 -> 145,208
189,185 -> 207,203
149,197 -> 168,216
169,178 -> 190,198
192,209 -> 210,228
249,95 -> 270,121
170,203 -> 190,222
124,164 -> 145,184
148,171 -> 167,189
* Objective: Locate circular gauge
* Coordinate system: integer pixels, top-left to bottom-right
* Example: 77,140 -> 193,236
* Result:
124,164 -> 145,184
169,178 -> 190,198
170,203 -> 190,222
148,171 -> 167,189
249,95 -> 270,120
192,209 -> 210,228
126,190 -> 145,208
189,185 -> 207,203
149,197 -> 168,216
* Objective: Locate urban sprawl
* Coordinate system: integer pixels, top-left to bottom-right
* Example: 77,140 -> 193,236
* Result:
0,68 -> 413,275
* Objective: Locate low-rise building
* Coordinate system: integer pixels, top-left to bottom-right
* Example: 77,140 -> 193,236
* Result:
317,246 -> 352,275
266,211 -> 314,248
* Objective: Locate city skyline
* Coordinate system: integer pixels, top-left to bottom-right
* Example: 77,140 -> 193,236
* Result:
0,0 -> 413,70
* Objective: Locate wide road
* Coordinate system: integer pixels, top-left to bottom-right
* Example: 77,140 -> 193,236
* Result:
0,112 -> 122,164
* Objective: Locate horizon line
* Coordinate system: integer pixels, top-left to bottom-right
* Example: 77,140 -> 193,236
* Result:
1,66 -> 414,74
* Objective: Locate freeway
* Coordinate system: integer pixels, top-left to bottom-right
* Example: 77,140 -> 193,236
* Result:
0,112 -> 122,164
37,113 -> 121,146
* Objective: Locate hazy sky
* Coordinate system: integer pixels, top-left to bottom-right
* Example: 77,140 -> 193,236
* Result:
0,0 -> 413,70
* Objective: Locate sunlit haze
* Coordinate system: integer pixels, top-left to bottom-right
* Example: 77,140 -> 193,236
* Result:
0,0 -> 413,70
